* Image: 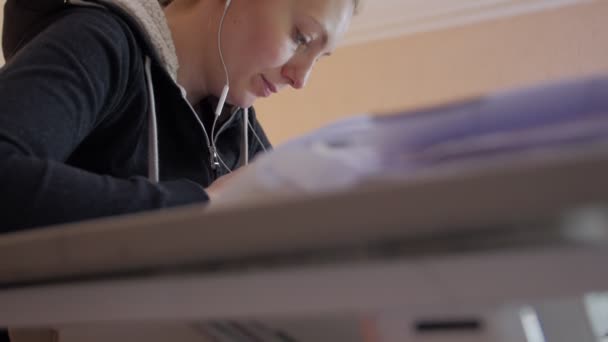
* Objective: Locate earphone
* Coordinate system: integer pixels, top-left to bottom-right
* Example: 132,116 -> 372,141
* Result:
209,0 -> 232,171
147,0 -> 265,183
210,0 -> 268,173
215,0 -> 231,118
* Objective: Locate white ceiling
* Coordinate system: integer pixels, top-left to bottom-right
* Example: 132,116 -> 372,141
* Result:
343,0 -> 594,46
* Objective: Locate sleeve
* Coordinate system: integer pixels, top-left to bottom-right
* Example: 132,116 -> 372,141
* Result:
0,9 -> 208,233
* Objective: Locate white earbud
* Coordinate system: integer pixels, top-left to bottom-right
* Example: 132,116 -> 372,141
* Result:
215,85 -> 229,117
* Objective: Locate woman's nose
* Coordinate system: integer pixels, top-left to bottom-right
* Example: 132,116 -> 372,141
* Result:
282,59 -> 315,89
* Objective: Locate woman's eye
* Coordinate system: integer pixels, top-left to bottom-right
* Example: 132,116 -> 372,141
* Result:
293,29 -> 310,47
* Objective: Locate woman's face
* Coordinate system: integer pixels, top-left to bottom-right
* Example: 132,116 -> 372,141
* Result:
214,0 -> 355,108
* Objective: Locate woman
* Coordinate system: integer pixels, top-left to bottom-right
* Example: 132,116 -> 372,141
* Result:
0,0 -> 358,232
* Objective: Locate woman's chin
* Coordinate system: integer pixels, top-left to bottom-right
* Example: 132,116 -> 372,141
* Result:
228,92 -> 257,109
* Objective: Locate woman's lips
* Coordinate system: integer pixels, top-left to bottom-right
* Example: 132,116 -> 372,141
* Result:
260,75 -> 277,97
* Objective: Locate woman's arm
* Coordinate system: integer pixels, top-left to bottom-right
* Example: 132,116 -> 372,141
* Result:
0,8 -> 207,233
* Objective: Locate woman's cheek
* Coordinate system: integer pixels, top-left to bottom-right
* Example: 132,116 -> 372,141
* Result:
251,26 -> 294,68
266,42 -> 294,68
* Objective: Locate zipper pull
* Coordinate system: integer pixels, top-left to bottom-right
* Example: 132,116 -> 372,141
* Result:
209,146 -> 220,170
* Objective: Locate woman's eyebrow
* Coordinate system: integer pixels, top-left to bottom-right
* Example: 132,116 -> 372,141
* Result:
306,15 -> 329,47
306,14 -> 336,57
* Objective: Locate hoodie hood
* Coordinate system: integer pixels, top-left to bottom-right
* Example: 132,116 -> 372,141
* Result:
2,0 -> 179,81
103,0 -> 179,80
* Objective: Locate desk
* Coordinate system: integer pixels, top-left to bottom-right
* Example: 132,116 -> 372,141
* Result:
1,148 -> 608,340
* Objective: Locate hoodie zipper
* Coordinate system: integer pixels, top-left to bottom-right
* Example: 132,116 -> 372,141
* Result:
179,88 -> 241,174
211,106 -> 241,172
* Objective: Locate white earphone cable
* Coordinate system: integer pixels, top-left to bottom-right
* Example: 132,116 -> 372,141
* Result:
212,0 -> 268,174
218,1 -> 231,93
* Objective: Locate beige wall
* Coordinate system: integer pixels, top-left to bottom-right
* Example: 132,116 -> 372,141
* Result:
255,1 -> 608,145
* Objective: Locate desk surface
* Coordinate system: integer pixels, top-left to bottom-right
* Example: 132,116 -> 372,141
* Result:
1,148 -> 608,327
2,145 -> 608,288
